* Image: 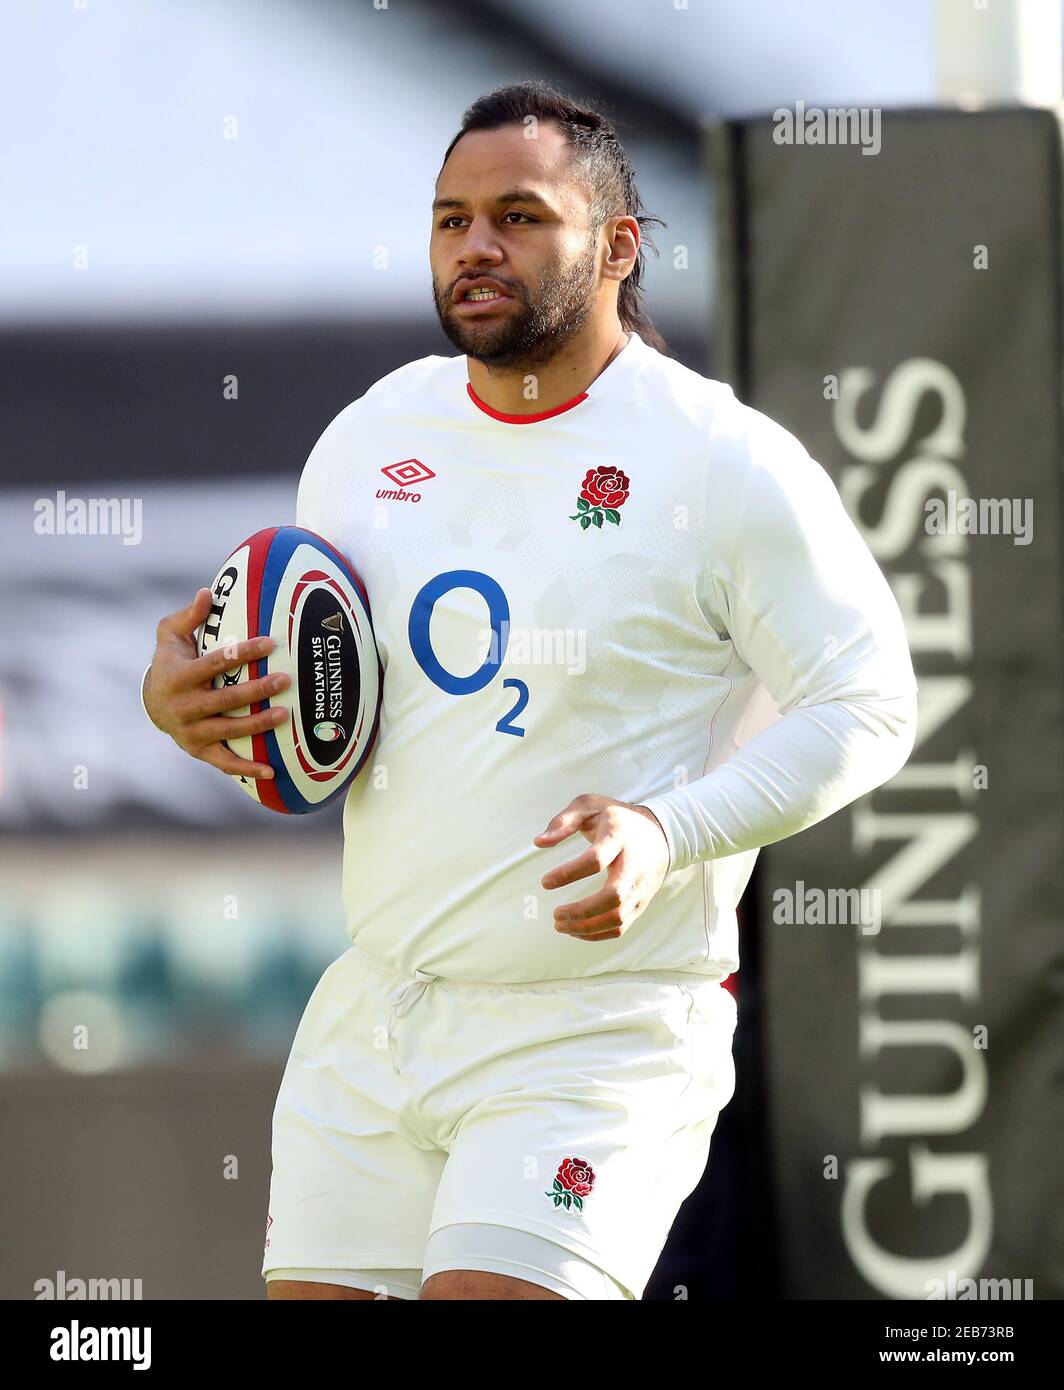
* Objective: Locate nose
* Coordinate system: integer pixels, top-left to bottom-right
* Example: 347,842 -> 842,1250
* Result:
455,214 -> 505,270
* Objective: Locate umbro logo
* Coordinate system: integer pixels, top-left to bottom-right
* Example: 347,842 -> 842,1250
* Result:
377,458 -> 435,504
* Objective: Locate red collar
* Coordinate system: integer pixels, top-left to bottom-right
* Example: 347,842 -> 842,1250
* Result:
466,381 -> 588,425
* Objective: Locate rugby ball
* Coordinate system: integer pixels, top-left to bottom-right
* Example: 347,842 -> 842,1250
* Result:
197,526 -> 382,814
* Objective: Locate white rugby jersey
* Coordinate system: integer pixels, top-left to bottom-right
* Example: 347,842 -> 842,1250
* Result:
296,332 -> 917,984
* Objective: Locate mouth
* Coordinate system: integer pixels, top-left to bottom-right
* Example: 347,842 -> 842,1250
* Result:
452,279 -> 515,314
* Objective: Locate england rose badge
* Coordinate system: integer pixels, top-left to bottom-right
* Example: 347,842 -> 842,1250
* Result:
569,467 -> 630,530
545,1156 -> 596,1212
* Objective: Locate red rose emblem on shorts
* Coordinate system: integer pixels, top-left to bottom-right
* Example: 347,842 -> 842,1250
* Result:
570,467 -> 630,531
545,1155 -> 596,1211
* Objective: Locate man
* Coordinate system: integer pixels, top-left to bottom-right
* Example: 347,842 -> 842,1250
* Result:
143,80 -> 918,1300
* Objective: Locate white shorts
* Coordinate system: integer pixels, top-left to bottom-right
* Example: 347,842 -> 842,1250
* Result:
262,943 -> 738,1300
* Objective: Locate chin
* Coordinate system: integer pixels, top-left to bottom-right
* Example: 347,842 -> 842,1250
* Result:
442,321 -> 517,362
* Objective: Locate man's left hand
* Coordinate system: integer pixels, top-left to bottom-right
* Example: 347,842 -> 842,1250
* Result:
534,794 -> 671,942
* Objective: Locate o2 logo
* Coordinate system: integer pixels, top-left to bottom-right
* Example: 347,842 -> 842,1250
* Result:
408,569 -> 528,737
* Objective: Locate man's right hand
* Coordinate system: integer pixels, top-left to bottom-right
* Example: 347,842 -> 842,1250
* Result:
144,588 -> 290,780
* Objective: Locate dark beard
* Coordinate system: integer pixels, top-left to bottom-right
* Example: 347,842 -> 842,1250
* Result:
432,236 -> 599,373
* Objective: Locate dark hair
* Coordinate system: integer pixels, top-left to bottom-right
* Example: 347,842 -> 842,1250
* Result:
440,80 -> 669,354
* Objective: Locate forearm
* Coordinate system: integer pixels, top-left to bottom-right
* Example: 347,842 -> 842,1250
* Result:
640,687 -> 917,874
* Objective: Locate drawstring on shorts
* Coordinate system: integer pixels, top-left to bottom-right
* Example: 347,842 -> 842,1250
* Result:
385,969 -> 436,1065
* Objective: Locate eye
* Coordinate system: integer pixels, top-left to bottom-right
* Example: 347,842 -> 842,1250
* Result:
503,211 -> 533,223
438,215 -> 467,230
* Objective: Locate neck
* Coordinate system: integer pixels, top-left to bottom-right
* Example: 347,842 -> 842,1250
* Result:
466,322 -> 631,418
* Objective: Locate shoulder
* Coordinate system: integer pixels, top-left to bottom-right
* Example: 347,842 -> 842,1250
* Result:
602,337 -> 740,432
709,393 -> 810,468
313,351 -> 464,447
625,343 -> 827,499
361,349 -> 465,409
617,341 -> 806,472
297,352 -> 464,497
670,379 -> 838,515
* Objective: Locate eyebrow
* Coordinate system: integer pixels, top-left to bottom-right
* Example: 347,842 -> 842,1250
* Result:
432,187 -> 554,213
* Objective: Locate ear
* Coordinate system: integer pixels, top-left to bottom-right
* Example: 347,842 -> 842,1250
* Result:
601,215 -> 640,285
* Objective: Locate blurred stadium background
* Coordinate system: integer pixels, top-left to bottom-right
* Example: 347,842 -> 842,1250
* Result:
1,0 -> 1061,1300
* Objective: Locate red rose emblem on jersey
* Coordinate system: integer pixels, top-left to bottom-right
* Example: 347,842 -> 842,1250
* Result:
545,1155 -> 596,1211
569,467 -> 630,531
581,467 -> 629,510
